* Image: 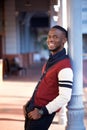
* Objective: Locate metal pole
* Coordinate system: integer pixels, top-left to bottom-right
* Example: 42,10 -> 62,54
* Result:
66,0 -> 86,130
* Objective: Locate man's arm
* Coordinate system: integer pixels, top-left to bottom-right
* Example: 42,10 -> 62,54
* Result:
42,68 -> 73,114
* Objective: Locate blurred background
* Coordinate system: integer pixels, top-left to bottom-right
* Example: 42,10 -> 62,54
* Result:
0,0 -> 87,84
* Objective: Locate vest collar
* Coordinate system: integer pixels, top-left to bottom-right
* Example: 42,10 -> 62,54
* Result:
46,48 -> 68,70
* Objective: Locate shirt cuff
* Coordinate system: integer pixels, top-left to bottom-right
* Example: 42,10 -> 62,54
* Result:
41,106 -> 49,115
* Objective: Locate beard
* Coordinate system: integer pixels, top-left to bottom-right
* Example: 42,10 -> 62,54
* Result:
49,46 -> 62,53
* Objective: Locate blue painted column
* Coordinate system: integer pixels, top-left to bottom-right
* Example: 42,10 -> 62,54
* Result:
66,0 -> 86,130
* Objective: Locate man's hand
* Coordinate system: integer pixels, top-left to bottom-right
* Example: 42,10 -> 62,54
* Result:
28,108 -> 42,120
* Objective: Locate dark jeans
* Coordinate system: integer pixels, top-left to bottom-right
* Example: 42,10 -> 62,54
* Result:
24,113 -> 55,130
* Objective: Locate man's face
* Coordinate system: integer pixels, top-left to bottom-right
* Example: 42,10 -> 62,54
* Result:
47,28 -> 67,55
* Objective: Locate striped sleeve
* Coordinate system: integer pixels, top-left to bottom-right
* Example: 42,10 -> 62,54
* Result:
46,68 -> 73,114
58,68 -> 73,89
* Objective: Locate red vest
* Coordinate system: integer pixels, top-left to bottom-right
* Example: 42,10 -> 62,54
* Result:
34,58 -> 72,107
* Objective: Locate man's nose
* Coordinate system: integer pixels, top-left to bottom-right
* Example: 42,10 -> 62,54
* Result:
49,37 -> 54,42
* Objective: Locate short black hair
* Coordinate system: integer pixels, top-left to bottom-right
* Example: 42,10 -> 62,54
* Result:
52,25 -> 68,38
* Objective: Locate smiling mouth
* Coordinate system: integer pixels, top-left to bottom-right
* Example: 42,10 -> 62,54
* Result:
48,43 -> 55,47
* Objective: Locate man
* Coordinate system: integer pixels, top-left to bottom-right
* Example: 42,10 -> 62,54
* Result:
23,25 -> 73,130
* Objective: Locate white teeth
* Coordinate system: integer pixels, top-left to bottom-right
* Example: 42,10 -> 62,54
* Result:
49,43 -> 54,46
49,43 -> 54,45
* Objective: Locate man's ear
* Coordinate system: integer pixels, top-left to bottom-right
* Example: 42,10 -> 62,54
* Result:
63,37 -> 67,43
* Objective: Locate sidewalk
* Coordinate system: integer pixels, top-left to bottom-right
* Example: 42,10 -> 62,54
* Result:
0,63 -> 87,130
0,81 -> 66,130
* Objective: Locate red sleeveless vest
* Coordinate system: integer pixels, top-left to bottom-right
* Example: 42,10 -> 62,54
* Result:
34,58 -> 72,107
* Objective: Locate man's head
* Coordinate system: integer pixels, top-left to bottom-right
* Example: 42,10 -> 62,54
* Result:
47,25 -> 68,55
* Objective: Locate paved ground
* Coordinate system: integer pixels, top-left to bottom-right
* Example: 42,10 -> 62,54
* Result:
0,63 -> 87,130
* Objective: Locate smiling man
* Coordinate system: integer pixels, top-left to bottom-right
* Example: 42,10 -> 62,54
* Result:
23,25 -> 73,130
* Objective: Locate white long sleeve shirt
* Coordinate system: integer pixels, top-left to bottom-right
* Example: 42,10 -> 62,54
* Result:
46,68 -> 73,114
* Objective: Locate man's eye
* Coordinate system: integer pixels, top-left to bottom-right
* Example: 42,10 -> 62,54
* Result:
47,36 -> 58,39
53,36 -> 58,39
47,36 -> 51,39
